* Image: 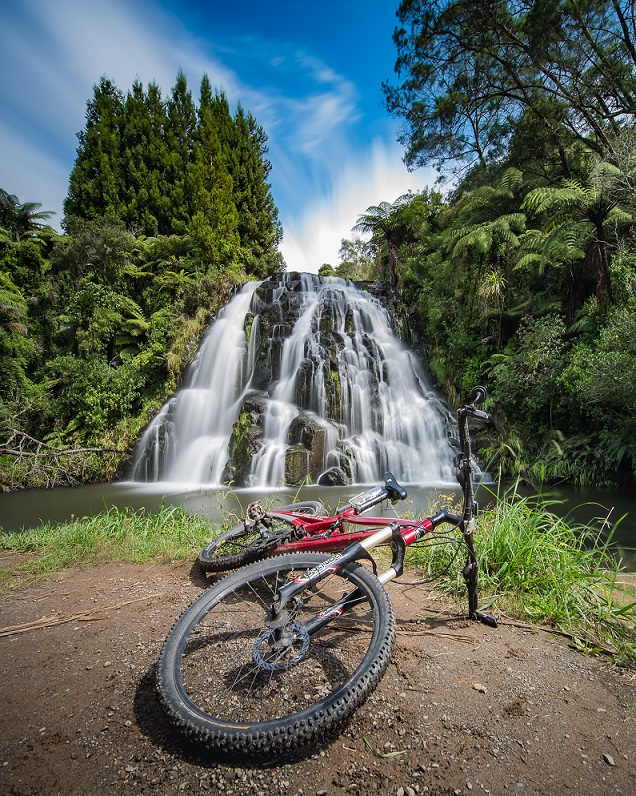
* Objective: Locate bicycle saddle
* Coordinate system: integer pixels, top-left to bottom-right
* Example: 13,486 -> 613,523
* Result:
384,471 -> 407,500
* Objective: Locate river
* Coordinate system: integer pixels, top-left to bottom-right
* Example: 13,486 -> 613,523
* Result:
1,479 -> 634,570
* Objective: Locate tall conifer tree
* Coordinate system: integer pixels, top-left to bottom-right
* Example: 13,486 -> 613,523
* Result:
165,71 -> 197,233
121,80 -> 169,236
232,106 -> 283,277
64,77 -> 124,224
189,76 -> 241,271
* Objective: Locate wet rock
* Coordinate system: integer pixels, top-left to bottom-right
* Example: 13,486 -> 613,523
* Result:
224,395 -> 267,486
317,466 -> 350,486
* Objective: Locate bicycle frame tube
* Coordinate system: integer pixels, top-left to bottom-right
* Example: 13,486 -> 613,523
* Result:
272,513 -> 423,554
270,512 -> 455,619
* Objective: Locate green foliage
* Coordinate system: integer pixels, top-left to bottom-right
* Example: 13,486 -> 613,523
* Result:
489,314 -> 567,430
407,491 -> 636,663
63,72 -> 281,279
0,69 -> 286,489
0,270 -> 35,399
0,505 -> 216,589
336,237 -> 376,280
385,1 -> 636,171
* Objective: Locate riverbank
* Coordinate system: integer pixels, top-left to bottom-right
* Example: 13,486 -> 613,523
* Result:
1,558 -> 635,795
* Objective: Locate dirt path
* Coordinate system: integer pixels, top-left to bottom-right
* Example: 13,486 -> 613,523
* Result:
0,560 -> 634,795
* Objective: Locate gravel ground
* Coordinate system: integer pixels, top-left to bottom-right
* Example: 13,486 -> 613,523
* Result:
0,559 -> 635,795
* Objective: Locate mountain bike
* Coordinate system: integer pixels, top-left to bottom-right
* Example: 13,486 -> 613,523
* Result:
158,387 -> 497,757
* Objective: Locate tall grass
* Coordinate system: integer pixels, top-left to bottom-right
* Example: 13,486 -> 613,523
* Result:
407,491 -> 636,664
0,505 -> 217,591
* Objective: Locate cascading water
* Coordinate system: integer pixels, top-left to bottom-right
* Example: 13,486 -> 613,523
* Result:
129,273 -> 456,487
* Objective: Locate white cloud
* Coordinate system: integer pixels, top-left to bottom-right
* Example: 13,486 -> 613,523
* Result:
279,139 -> 436,273
0,120 -> 70,231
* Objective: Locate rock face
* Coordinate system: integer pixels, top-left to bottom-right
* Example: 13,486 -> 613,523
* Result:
130,273 -> 454,488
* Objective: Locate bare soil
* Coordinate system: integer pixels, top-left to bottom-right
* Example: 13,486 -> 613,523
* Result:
0,559 -> 635,796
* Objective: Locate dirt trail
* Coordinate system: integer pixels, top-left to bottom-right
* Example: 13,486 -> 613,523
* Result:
0,560 -> 634,795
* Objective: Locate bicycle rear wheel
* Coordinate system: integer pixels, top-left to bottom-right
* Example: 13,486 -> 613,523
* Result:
197,501 -> 326,572
158,553 -> 395,757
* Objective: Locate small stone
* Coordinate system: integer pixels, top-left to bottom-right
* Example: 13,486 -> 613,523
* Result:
472,683 -> 487,694
397,788 -> 405,796
603,754 -> 616,766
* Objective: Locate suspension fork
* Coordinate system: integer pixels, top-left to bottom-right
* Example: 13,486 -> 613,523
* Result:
457,400 -> 498,628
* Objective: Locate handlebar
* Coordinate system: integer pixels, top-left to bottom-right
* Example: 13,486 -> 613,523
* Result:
343,472 -> 408,515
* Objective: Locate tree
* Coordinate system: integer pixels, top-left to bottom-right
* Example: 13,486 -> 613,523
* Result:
353,195 -> 415,286
440,168 -> 526,332
64,76 -> 124,224
188,78 -> 242,274
231,106 -> 283,277
318,263 -> 336,277
63,72 -> 283,277
120,80 -> 169,236
164,71 -> 197,233
337,237 -> 375,280
0,189 -> 55,241
0,270 -> 35,399
522,163 -> 634,307
385,0 -> 636,171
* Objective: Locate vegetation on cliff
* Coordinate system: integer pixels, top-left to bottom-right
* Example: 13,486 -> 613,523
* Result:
326,1 -> 636,487
0,72 -> 282,490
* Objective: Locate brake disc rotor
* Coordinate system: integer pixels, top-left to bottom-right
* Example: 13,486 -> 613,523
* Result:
253,623 -> 310,671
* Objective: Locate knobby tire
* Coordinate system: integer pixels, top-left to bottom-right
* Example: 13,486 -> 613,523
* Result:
197,501 -> 326,572
158,553 -> 396,757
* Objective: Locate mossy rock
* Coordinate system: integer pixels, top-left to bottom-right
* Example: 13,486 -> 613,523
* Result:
225,396 -> 267,486
285,445 -> 311,486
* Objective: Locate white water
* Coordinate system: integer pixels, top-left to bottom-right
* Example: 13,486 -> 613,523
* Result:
130,282 -> 259,483
130,274 -> 456,486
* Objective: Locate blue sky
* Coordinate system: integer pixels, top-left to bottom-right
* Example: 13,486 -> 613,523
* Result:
0,0 -> 435,272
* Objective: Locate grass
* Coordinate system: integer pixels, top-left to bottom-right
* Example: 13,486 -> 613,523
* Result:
405,489 -> 636,665
1,494 -> 634,664
0,505 -> 218,591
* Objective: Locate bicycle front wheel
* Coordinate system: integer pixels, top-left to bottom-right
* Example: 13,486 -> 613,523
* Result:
158,553 -> 395,757
197,501 -> 327,573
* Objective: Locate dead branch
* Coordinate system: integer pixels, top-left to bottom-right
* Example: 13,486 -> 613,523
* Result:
0,593 -> 163,637
0,422 -> 126,490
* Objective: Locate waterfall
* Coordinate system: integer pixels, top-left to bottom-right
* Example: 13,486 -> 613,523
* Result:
129,273 -> 456,487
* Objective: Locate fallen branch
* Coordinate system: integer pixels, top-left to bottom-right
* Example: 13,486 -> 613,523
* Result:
0,422 -> 126,489
0,593 -> 162,637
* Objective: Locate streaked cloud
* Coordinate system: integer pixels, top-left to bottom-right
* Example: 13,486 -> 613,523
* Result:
280,138 -> 435,273
0,0 -> 433,273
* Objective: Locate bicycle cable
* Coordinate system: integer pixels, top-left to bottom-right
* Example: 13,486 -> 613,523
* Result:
394,533 -> 468,586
